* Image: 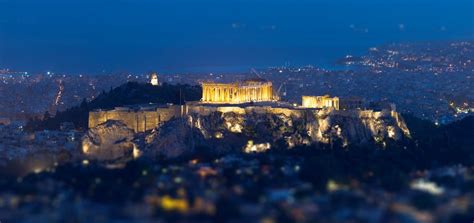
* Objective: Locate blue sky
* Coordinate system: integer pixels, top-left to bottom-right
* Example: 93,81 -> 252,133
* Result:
0,0 -> 473,73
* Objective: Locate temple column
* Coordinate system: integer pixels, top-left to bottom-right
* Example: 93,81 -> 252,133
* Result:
268,86 -> 271,100
209,87 -> 213,102
208,87 -> 211,102
222,88 -> 225,102
225,88 -> 227,102
245,88 -> 248,102
234,87 -> 237,102
235,87 -> 239,102
255,87 -> 258,101
254,87 -> 257,101
223,88 -> 227,102
207,87 -> 210,102
254,88 -> 257,101
252,88 -> 255,101
250,88 -> 254,101
209,87 -> 212,102
225,88 -> 229,102
247,88 -> 250,101
213,87 -> 217,102
202,86 -> 206,101
234,88 -> 239,103
223,87 -> 226,102
257,87 -> 259,101
264,86 -> 267,99
238,88 -> 241,102
221,87 -> 224,102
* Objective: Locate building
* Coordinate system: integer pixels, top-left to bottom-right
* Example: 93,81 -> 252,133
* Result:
301,95 -> 340,110
150,73 -> 160,86
301,95 -> 364,110
88,104 -> 182,133
201,78 -> 273,104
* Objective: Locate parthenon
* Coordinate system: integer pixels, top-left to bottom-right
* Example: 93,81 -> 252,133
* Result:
201,78 -> 273,104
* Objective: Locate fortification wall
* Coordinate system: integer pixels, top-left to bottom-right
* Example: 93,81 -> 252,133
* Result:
88,111 -> 108,129
88,105 -> 182,132
157,106 -> 182,123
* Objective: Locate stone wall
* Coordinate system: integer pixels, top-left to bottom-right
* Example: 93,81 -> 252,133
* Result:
88,105 -> 182,133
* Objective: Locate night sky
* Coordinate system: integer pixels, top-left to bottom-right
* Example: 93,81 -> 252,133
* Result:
0,0 -> 473,73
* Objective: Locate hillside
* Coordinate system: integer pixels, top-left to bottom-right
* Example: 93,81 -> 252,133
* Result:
25,82 -> 202,131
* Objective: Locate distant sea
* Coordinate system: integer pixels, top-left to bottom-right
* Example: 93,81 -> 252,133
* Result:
0,0 -> 472,74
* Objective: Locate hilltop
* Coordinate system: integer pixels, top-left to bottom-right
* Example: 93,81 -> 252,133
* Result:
25,82 -> 202,131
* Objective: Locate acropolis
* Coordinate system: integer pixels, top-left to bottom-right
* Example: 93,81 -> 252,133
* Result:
88,76 -> 409,145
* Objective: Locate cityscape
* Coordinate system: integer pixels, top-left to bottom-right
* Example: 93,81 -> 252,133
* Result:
1,41 -> 473,125
1,0 -> 474,222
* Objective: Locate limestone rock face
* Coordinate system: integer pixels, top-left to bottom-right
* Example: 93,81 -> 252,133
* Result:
188,108 -> 410,149
82,120 -> 136,161
307,109 -> 410,145
82,107 -> 412,160
189,111 -> 310,149
144,119 -> 205,159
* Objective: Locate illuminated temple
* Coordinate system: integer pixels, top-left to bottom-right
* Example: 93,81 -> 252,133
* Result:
301,95 -> 340,110
201,78 -> 273,104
